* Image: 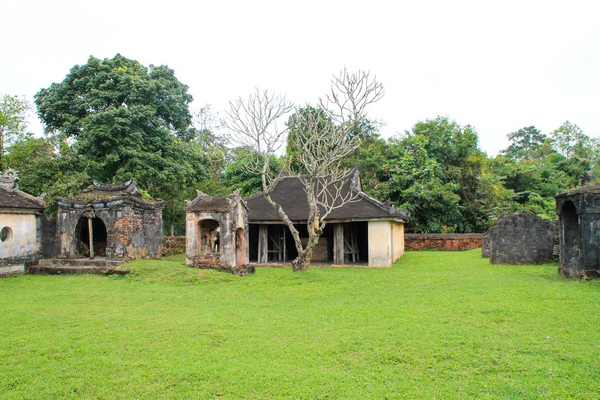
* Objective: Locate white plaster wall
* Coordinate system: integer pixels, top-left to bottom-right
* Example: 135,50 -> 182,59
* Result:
368,220 -> 392,267
0,214 -> 39,259
392,221 -> 405,262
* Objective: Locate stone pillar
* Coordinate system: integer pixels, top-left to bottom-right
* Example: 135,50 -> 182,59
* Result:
333,223 -> 344,265
258,225 -> 268,263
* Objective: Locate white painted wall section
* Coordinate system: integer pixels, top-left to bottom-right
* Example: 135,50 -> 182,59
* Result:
0,214 -> 39,259
368,220 -> 392,267
392,221 -> 405,263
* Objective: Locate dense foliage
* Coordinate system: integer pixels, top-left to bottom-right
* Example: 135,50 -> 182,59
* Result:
3,57 -> 599,232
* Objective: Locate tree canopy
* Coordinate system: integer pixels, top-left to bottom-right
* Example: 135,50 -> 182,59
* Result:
0,94 -> 31,171
34,54 -> 206,191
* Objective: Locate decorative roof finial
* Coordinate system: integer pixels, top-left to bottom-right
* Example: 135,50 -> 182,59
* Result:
0,168 -> 18,191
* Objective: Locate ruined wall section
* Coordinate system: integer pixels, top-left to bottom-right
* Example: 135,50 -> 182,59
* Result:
488,211 -> 554,265
405,234 -> 483,251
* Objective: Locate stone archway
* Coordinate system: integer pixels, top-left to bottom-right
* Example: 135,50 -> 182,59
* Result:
75,216 -> 107,258
236,228 -> 246,267
198,219 -> 220,255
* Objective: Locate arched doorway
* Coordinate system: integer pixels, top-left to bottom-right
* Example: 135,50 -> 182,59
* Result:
198,219 -> 220,255
561,201 -> 580,271
75,217 -> 108,258
236,228 -> 246,266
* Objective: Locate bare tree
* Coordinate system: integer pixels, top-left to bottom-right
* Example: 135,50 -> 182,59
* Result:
225,70 -> 384,271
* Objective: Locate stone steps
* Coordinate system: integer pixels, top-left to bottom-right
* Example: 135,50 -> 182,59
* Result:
29,258 -> 129,275
38,258 -> 124,267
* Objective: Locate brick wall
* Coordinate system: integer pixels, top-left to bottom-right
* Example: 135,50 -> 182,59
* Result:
405,234 -> 483,251
163,236 -> 186,256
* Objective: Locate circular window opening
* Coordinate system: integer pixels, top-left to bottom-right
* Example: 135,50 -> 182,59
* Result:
1,227 -> 13,243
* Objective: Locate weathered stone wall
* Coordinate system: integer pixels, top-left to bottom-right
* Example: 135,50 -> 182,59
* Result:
481,234 -> 490,258
405,234 -> 483,251
57,202 -> 163,260
556,187 -> 600,278
42,215 -> 59,258
488,211 -> 554,264
162,236 -> 186,256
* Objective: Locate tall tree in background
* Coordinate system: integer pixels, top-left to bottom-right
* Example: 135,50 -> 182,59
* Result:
34,54 -> 207,222
502,126 -> 550,161
0,94 -> 31,171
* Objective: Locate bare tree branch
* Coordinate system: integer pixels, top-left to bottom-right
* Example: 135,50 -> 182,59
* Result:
223,88 -> 293,156
319,68 -> 384,126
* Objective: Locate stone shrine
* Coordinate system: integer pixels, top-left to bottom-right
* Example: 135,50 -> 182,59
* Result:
555,182 -> 600,278
56,181 -> 164,260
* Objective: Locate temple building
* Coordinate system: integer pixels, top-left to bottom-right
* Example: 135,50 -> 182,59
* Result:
245,172 -> 409,267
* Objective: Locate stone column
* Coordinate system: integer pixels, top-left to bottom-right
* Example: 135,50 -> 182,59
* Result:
333,223 -> 344,265
258,225 -> 268,263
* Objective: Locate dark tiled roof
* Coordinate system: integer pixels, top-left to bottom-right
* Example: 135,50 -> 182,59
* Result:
0,186 -> 46,210
246,176 -> 409,222
187,195 -> 232,212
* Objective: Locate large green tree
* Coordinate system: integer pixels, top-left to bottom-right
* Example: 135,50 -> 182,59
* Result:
34,55 -> 207,225
0,94 -> 32,171
34,54 -> 206,191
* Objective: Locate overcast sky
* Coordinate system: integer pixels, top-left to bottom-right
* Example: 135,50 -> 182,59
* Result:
2,0 -> 599,155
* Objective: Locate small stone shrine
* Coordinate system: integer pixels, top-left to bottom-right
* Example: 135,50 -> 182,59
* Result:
56,181 -> 164,260
555,180 -> 600,278
487,211 -> 554,264
0,168 -> 46,275
185,190 -> 253,275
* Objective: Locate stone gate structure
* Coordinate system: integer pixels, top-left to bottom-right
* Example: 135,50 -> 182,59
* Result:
185,190 -> 253,275
56,181 -> 164,260
555,182 -> 600,278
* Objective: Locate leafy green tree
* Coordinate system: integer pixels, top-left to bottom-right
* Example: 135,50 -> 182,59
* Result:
5,135 -> 88,214
34,54 -> 206,191
502,126 -> 550,161
0,94 -> 32,171
34,54 -> 208,229
223,147 -> 282,196
285,106 -> 334,172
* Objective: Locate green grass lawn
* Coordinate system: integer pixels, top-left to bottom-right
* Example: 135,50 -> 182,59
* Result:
1,250 -> 599,399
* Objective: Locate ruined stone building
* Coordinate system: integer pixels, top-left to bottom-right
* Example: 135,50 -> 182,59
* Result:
185,190 -> 249,273
56,181 -> 164,260
245,173 -> 409,267
0,169 -> 46,275
556,183 -> 600,278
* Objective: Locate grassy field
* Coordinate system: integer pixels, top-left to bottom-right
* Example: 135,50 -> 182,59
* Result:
1,250 -> 599,399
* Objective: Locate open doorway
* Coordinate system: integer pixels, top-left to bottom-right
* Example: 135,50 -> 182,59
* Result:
198,219 -> 220,255
75,217 -> 107,258
561,201 -> 580,271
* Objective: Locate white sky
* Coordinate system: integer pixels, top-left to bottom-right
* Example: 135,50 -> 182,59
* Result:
2,0 -> 599,155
